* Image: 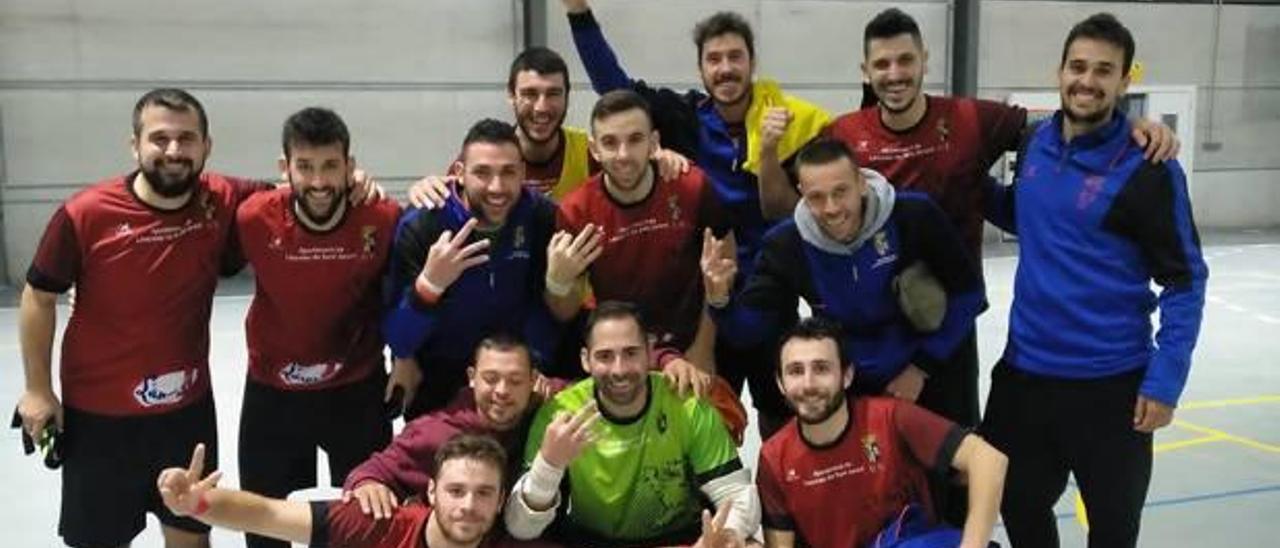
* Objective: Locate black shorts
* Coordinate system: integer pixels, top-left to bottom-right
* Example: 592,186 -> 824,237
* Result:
59,394 -> 218,548
238,371 -> 392,496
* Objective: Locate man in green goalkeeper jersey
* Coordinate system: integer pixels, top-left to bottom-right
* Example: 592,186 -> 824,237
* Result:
504,300 -> 759,546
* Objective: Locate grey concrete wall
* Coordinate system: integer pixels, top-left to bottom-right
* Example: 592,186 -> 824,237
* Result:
0,0 -> 525,284
1,1 -> 1276,284
979,1 -> 1280,228
543,0 -> 951,121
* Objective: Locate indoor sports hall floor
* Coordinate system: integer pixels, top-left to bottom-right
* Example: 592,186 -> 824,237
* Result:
1,229 -> 1276,547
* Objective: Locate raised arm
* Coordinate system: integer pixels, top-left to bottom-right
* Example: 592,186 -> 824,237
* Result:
158,444 -> 313,545
563,0 -> 634,93
383,215 -> 490,358
505,403 -> 600,539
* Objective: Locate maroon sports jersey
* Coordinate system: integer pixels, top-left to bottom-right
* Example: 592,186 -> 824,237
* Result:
316,499 -> 554,548
236,189 -> 401,390
317,499 -> 434,548
757,397 -> 965,547
825,96 -> 1025,258
27,172 -> 263,416
557,166 -> 726,357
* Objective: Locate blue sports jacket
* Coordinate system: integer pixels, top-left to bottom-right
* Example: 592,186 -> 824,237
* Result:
383,189 -> 559,367
713,181 -> 986,390
568,9 -> 774,272
986,112 -> 1208,406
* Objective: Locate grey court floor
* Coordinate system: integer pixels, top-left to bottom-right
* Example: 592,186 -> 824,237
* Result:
1,230 -> 1276,547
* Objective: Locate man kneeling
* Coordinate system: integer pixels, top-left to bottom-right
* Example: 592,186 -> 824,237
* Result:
757,318 -> 1007,548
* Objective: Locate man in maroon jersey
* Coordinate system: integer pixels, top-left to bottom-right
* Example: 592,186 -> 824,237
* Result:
543,90 -> 732,412
756,317 -> 1006,548
823,8 -> 1181,428
819,9 -> 1178,525
342,333 -> 555,521
233,106 -> 410,548
14,89 -> 382,548
159,434 -> 517,548
14,89 -> 274,548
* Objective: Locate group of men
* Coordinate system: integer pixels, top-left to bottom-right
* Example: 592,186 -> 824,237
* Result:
15,1 -> 1205,547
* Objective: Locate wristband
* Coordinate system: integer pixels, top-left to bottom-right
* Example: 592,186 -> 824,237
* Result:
192,492 -> 211,517
523,453 -> 566,509
414,273 -> 445,305
544,275 -> 575,298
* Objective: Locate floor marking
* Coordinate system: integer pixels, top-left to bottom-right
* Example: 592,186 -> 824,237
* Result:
1154,435 -> 1225,453
1257,315 -> 1280,325
1172,419 -> 1280,454
1179,394 -> 1280,410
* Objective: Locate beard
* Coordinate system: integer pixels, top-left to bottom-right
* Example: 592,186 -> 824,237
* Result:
438,513 -> 490,545
875,79 -> 921,115
1061,84 -> 1114,125
598,373 -> 645,408
793,389 -> 846,426
704,74 -> 750,109
517,110 -> 566,146
294,187 -> 348,226
140,158 -> 202,198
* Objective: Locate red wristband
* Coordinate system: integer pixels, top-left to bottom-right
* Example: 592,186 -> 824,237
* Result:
192,492 -> 211,516
413,274 -> 443,305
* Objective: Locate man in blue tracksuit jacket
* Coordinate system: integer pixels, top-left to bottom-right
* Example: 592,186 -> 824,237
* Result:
703,137 -> 986,415
562,0 -> 831,435
384,119 -> 559,419
979,14 -> 1208,548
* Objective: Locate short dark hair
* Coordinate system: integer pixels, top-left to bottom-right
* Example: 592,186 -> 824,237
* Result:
281,107 -> 350,160
508,47 -> 571,96
1061,12 -> 1136,76
474,332 -> 532,368
589,90 -> 653,134
863,8 -> 923,56
132,88 -> 209,138
432,434 -> 508,486
693,11 -> 755,61
584,301 -> 650,347
794,137 -> 860,174
461,118 -> 522,158
778,316 -> 849,376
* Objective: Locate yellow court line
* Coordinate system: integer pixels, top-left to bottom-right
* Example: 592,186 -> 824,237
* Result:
1076,435 -> 1225,532
1172,419 -> 1280,454
1155,434 -> 1226,453
1179,395 -> 1280,410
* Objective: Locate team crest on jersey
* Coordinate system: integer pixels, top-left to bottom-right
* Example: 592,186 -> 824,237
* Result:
862,434 -> 881,466
873,232 -> 890,256
361,225 -> 378,256
936,119 -> 950,142
668,195 -> 682,223
116,222 -> 133,236
198,191 -> 217,222
514,226 -> 526,250
657,412 -> 668,434
785,468 -> 799,482
279,361 -> 344,386
857,140 -> 870,152
133,368 -> 200,407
